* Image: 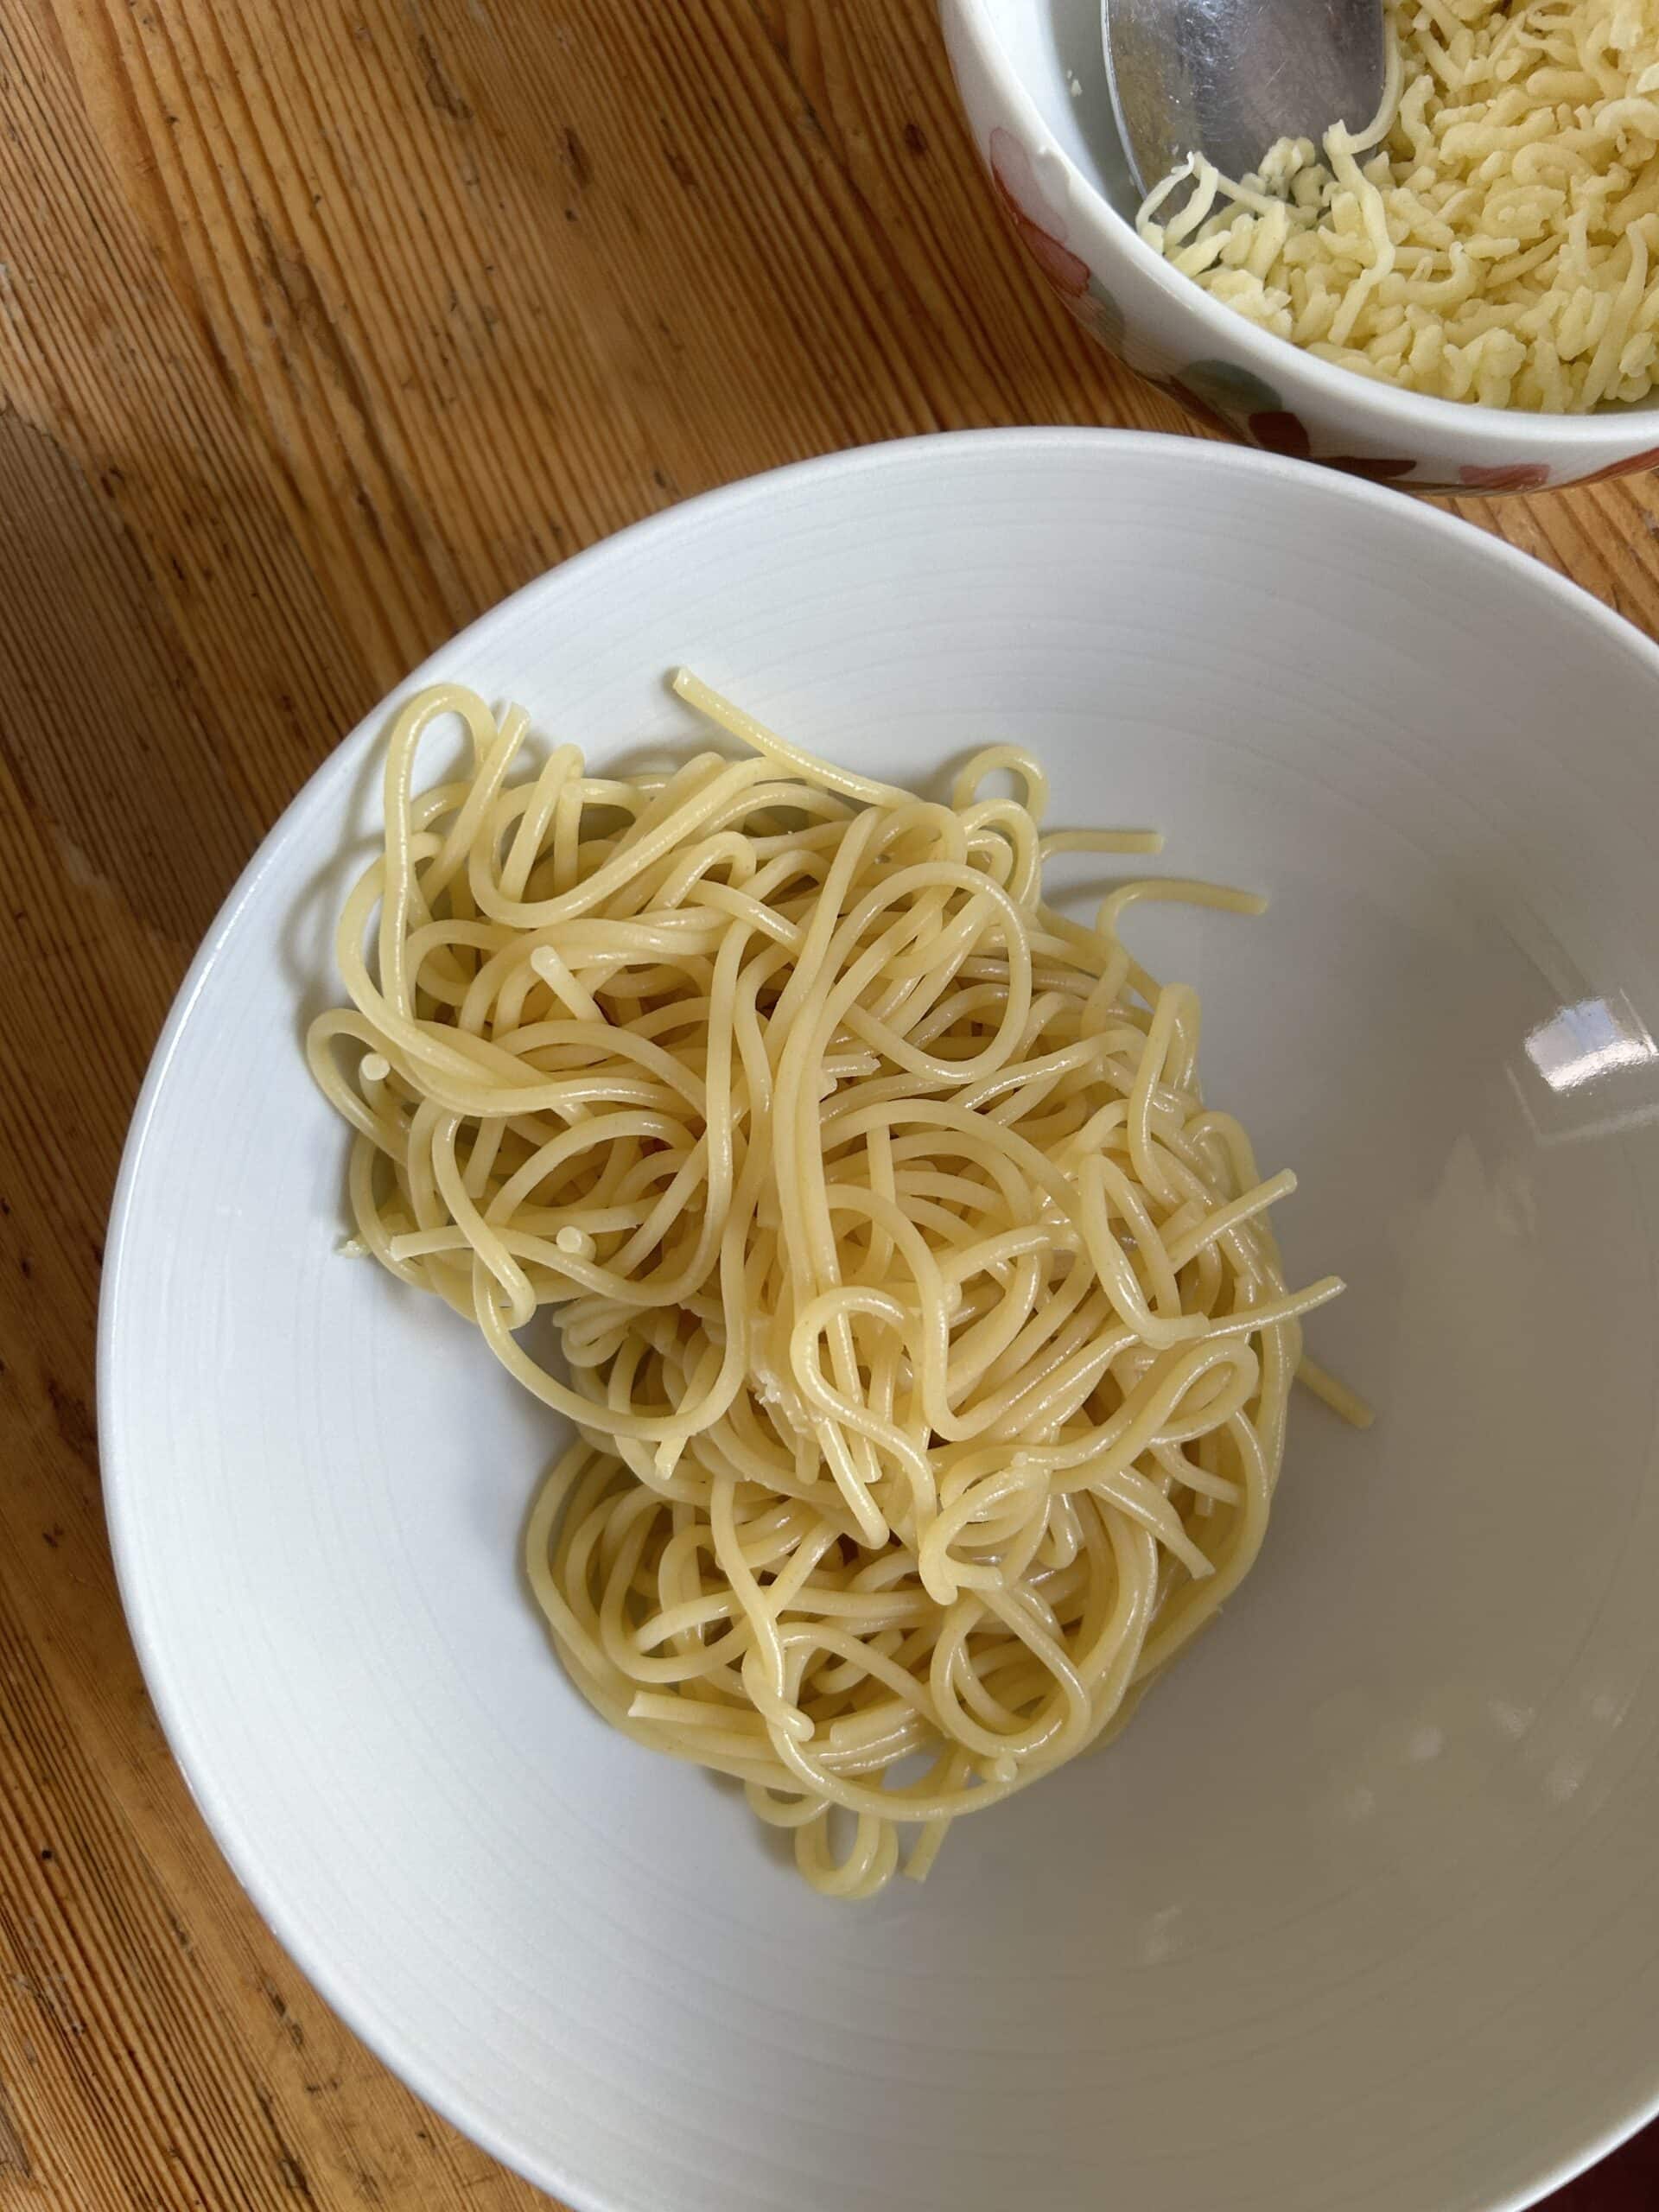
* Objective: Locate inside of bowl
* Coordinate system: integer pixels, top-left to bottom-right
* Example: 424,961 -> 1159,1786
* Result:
995,0 -> 1143,221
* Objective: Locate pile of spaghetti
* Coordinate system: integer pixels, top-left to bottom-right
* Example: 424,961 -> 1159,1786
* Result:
308,674 -> 1352,1898
1138,0 -> 1659,412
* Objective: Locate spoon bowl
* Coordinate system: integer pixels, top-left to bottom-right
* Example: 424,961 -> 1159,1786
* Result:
1103,0 -> 1387,196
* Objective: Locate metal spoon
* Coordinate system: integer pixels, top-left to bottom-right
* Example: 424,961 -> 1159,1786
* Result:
1103,0 -> 1387,199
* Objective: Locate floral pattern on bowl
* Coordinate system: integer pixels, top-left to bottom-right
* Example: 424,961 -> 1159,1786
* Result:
1152,379 -> 1580,493
988,129 -> 1128,358
1574,445 -> 1659,486
1146,371 -> 1423,485
1458,461 -> 1554,493
1243,409 -> 1419,485
1176,358 -> 1285,424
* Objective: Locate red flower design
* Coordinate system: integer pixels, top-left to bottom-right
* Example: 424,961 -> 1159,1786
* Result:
988,128 -> 1090,300
1570,446 -> 1659,488
1248,410 -> 1415,482
1249,410 -> 1314,457
1327,454 -> 1419,484
1459,462 -> 1553,493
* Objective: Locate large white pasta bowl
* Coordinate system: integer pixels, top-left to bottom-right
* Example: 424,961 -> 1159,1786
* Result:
104,431 -> 1659,2212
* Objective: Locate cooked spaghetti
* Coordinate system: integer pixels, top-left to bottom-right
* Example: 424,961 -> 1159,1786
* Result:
1137,0 -> 1659,414
308,674 -> 1351,1899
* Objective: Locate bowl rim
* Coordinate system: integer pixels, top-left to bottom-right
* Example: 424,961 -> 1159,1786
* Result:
100,427 -> 1659,2212
947,0 -> 1659,454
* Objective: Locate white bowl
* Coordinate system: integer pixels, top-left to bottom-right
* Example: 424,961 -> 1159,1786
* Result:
104,431 -> 1659,2212
941,0 -> 1659,493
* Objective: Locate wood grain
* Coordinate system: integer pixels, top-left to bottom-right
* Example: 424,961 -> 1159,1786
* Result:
1,2 -> 1657,2204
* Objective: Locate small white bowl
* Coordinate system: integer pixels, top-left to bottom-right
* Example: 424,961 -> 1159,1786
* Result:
942,0 -> 1659,493
105,432 -> 1659,2212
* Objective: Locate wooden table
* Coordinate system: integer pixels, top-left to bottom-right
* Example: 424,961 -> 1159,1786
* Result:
3,3 -> 1658,2205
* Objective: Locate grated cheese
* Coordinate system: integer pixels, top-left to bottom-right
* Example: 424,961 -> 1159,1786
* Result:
1136,0 -> 1659,412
